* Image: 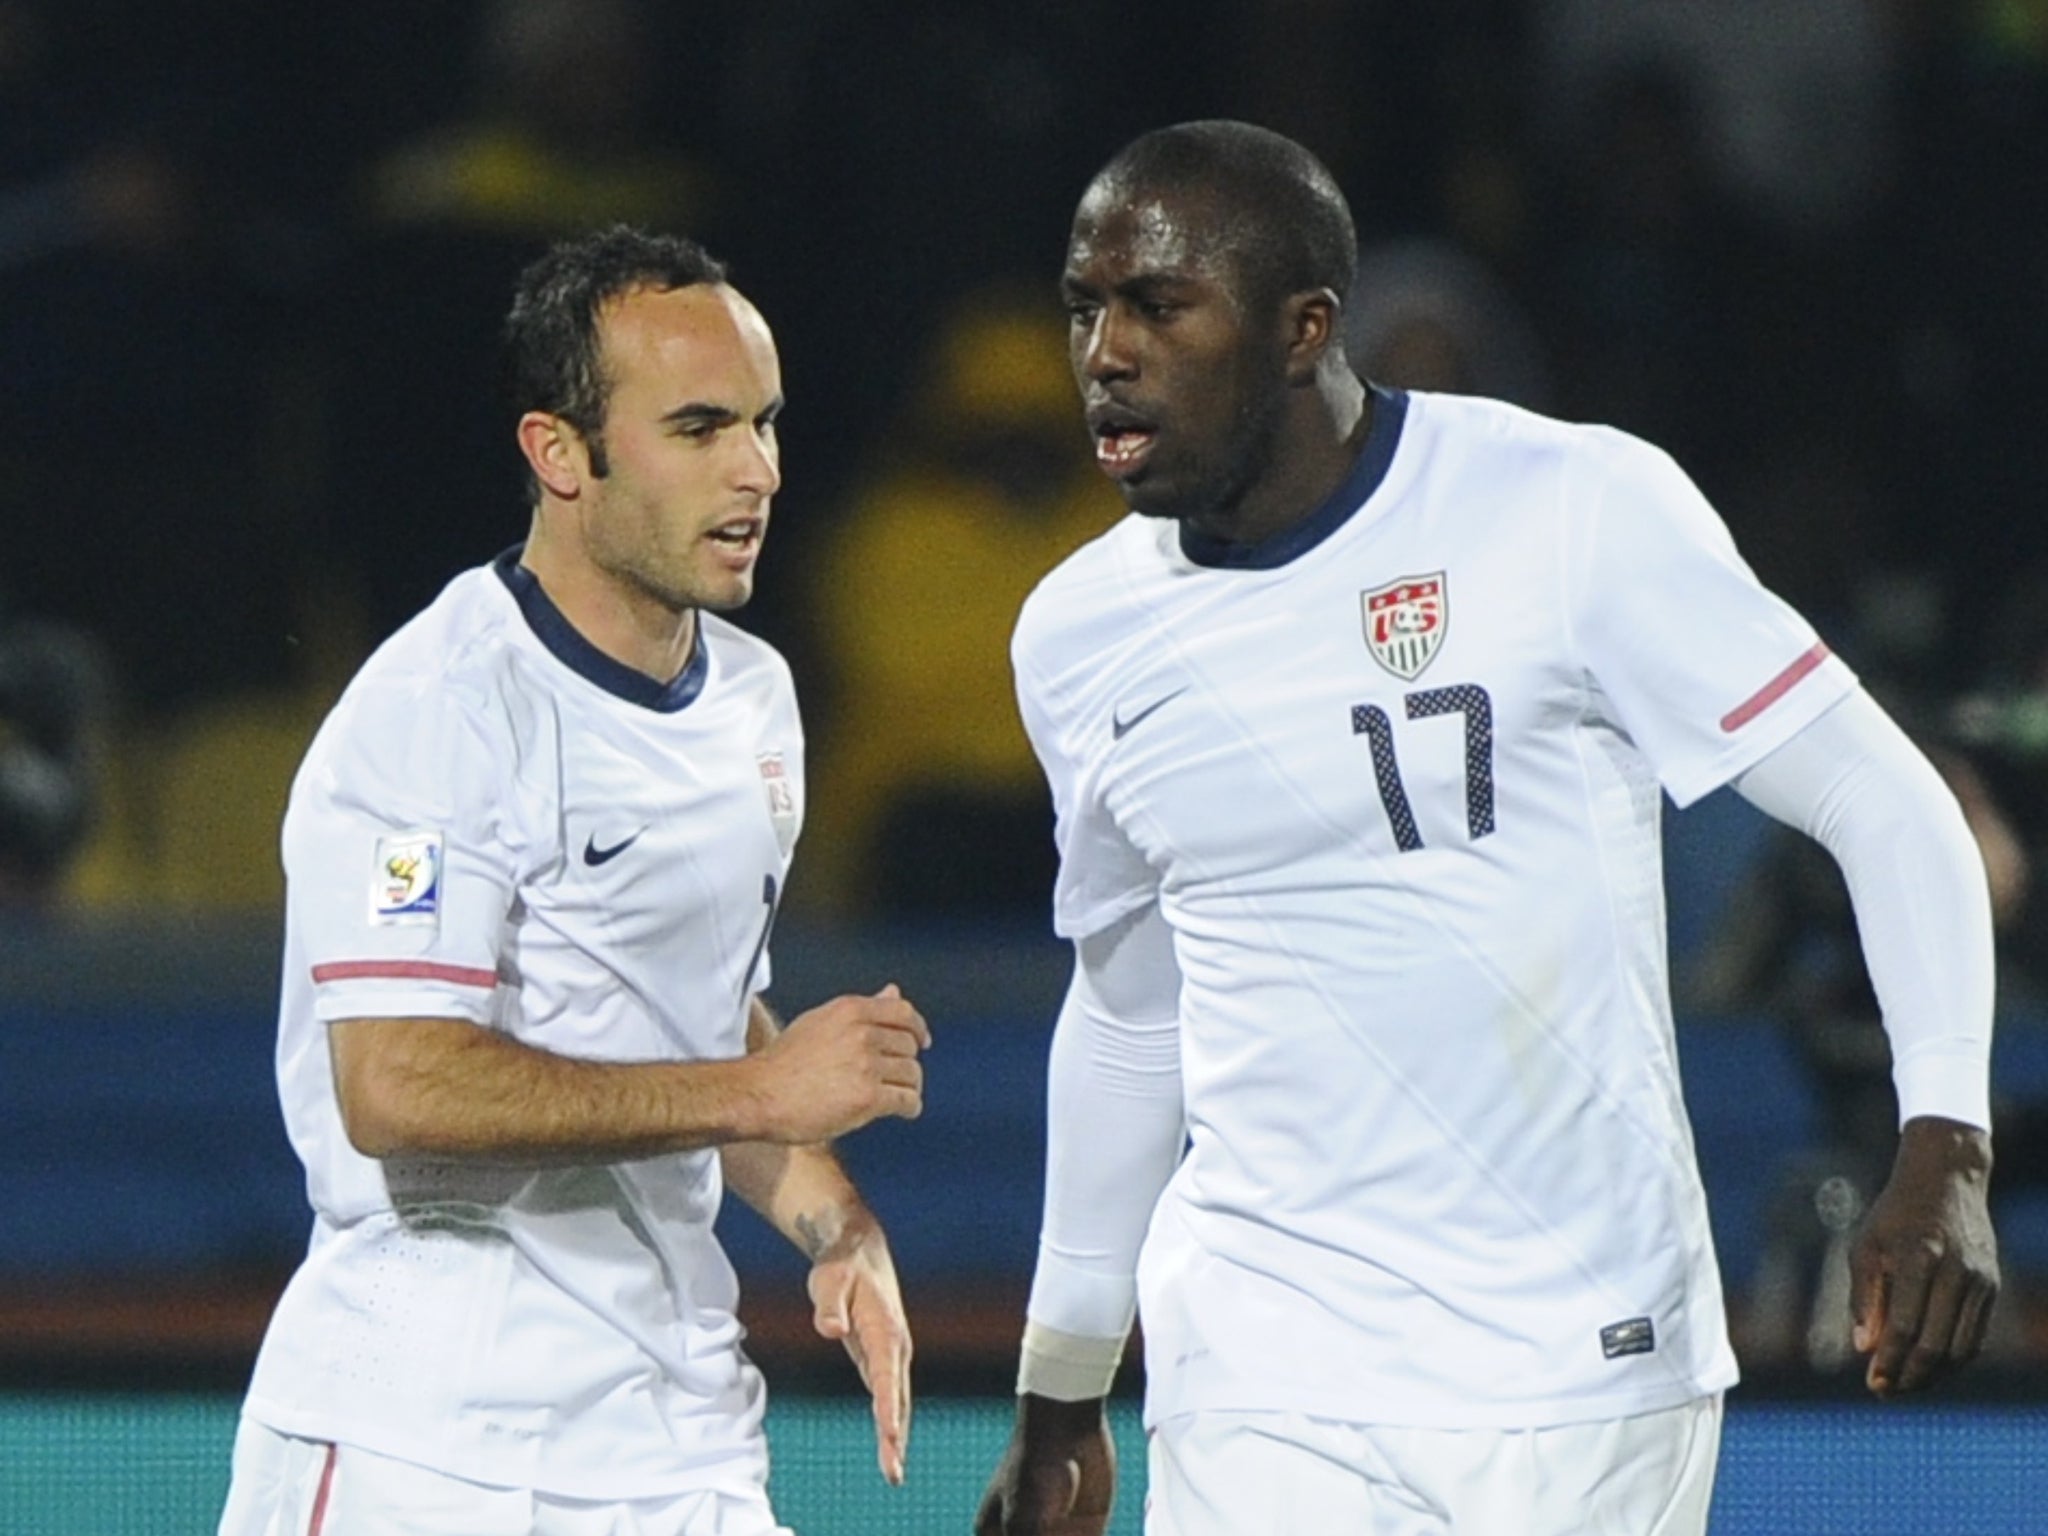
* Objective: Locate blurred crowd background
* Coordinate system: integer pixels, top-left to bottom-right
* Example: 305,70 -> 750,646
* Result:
4,0 -> 2048,1391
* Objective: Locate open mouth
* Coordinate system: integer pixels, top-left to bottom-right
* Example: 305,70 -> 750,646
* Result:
1095,428 -> 1157,477
706,519 -> 763,560
1088,403 -> 1159,480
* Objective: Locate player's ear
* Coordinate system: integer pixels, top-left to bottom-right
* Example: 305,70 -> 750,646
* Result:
518,411 -> 588,501
1282,288 -> 1341,386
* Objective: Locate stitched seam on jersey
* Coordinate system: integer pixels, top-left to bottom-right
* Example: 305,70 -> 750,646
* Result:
310,960 -> 498,988
1555,440 -> 1726,1368
1567,441 -> 1666,1119
1563,446 -> 1712,1203
1551,446 -> 1697,1330
1561,703 -> 1725,1404
1558,428 -> 1596,722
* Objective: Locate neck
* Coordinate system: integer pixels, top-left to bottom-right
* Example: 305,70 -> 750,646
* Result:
520,515 -> 699,685
1186,370 -> 1371,548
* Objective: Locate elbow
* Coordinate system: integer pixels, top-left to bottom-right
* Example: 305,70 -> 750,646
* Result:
341,1115 -> 406,1161
329,1030 -> 433,1159
334,1068 -> 416,1159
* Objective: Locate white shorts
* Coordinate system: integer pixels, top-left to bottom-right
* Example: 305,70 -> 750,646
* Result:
1145,1396 -> 1721,1536
217,1417 -> 794,1536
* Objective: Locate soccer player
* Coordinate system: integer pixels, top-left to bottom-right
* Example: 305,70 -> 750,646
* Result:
218,227 -> 929,1536
975,122 -> 1999,1535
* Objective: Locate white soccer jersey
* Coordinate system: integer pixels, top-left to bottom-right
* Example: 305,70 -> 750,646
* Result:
1013,388 -> 1858,1430
241,551 -> 803,1499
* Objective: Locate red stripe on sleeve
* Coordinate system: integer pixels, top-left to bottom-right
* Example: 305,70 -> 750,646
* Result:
310,959 -> 498,988
1719,642 -> 1831,733
306,1442 -> 337,1536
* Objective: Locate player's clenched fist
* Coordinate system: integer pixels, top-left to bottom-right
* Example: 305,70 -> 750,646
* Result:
748,983 -> 930,1142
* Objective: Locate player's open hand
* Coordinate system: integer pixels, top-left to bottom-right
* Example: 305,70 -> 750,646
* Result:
1850,1115 -> 1999,1398
809,1221 -> 914,1484
756,983 -> 929,1142
974,1395 -> 1116,1536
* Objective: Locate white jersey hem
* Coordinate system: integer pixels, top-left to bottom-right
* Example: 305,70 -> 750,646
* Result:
241,1394 -> 772,1504
1142,1362 -> 1740,1434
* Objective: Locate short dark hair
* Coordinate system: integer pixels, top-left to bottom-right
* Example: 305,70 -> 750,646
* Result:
1094,120 -> 1357,316
503,225 -> 728,494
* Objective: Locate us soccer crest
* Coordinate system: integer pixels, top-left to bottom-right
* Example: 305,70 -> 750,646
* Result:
1362,573 -> 1447,680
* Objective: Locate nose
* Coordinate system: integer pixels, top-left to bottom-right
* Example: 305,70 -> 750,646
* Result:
733,424 -> 781,497
1077,306 -> 1137,386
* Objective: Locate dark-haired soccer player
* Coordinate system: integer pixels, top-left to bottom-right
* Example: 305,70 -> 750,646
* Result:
220,227 -> 928,1535
978,122 -> 1997,1536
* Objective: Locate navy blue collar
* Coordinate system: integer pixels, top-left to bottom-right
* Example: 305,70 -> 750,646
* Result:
493,548 -> 709,712
1178,385 -> 1408,570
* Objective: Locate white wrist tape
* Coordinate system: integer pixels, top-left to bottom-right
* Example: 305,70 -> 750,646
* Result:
1017,1319 -> 1127,1401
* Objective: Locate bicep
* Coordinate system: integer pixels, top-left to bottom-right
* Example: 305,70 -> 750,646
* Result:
292,689 -> 521,1030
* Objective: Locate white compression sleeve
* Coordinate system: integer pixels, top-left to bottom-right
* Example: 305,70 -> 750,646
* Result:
1731,689 -> 1995,1130
1018,900 -> 1185,1400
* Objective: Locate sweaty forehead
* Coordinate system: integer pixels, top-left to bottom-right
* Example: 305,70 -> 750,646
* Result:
1067,181 -> 1248,284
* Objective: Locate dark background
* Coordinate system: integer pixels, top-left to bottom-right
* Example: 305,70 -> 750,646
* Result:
9,0 -> 2046,711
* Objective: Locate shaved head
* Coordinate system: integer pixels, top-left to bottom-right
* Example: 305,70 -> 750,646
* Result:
1087,120 -> 1358,319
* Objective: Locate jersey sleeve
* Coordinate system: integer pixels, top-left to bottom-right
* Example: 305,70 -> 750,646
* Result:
1568,433 -> 1858,808
285,676 -> 522,1026
1014,631 -> 1159,941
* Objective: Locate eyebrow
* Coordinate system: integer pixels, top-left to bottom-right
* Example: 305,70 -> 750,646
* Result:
1061,270 -> 1196,301
659,395 -> 785,427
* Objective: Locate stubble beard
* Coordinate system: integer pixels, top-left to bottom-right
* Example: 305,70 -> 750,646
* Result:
1128,377 -> 1287,533
596,537 -> 752,620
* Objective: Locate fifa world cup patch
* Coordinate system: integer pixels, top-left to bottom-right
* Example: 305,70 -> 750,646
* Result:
1600,1316 -> 1656,1359
757,750 -> 799,856
371,830 -> 443,925
1361,572 -> 1448,680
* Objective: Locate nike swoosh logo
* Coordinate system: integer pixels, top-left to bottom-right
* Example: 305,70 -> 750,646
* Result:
583,830 -> 644,866
1112,686 -> 1189,740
